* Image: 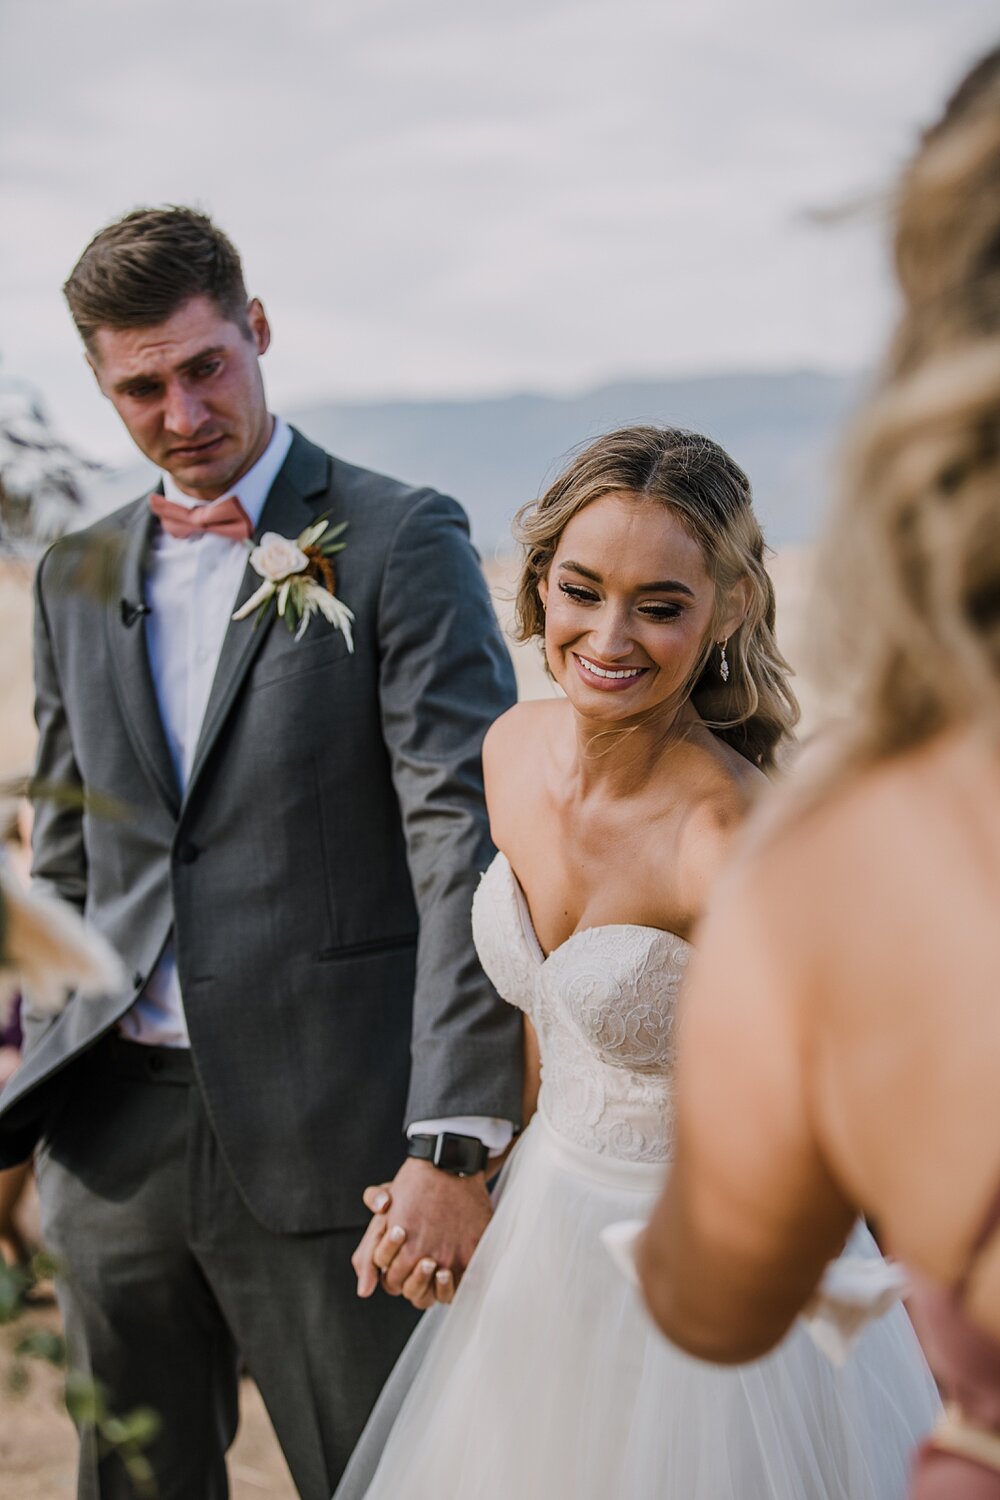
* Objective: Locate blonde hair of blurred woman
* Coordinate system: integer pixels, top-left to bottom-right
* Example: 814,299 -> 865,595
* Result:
815,46 -> 1000,776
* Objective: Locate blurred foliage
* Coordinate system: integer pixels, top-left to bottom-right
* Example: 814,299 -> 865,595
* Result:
1,776 -> 128,824
65,1374 -> 161,1496
41,528 -> 127,607
0,372 -> 157,1487
2,1250 -> 160,1495
0,374 -> 101,557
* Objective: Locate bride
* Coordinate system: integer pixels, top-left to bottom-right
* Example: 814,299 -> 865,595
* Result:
336,425 -> 939,1499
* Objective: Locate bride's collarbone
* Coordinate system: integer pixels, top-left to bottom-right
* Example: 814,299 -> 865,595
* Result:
508,855 -> 697,954
498,779 -> 713,949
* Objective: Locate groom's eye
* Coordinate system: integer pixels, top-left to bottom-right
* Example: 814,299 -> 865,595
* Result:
558,582 -> 599,604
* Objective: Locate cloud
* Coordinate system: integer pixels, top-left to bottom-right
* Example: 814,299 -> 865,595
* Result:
1,0 -> 996,458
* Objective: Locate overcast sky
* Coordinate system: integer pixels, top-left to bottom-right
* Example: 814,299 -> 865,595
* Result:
1,0 -> 997,462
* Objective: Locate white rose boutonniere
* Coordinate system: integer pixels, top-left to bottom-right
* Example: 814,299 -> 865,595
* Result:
253,533 -> 310,581
232,518 -> 354,649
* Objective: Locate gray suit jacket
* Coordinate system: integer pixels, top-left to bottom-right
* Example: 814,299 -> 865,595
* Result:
0,428 -> 522,1231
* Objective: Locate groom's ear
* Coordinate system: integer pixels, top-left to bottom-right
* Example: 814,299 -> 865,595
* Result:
246,299 -> 271,356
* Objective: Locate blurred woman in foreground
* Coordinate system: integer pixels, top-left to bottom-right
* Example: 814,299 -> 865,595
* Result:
638,45 -> 1000,1499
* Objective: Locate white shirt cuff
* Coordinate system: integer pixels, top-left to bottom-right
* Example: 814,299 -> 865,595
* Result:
407,1116 -> 515,1157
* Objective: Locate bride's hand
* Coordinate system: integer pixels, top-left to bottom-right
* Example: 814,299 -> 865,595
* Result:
363,1182 -> 393,1216
352,1181 -> 458,1306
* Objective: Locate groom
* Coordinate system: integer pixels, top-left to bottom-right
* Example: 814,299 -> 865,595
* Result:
0,206 -> 522,1499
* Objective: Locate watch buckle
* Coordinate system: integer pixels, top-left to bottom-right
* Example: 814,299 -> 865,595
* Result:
432,1133 -> 456,1168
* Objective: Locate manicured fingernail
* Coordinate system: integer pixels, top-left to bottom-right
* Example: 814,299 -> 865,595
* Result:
435,1269 -> 451,1284
373,1191 -> 389,1211
388,1224 -> 406,1243
420,1259 -> 436,1274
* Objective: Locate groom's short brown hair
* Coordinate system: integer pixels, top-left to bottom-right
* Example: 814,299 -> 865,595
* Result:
63,206 -> 250,350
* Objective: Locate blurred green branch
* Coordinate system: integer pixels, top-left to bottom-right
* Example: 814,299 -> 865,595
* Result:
2,1252 -> 160,1495
41,529 -> 126,606
1,777 -> 129,823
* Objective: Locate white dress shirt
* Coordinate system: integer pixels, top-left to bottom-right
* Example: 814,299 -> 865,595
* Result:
120,417 -> 293,1046
119,415 -> 511,1154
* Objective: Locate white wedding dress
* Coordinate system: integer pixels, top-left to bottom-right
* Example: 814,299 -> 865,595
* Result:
335,853 -> 939,1499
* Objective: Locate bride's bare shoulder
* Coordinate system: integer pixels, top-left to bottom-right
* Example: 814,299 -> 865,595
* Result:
484,698 -> 568,764
671,728 -> 766,841
665,760 -> 760,922
483,701 -> 568,843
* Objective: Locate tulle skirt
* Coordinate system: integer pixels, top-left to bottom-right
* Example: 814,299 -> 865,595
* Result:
336,1111 -> 940,1499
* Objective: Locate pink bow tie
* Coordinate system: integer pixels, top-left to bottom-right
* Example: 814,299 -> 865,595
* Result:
149,492 -> 254,542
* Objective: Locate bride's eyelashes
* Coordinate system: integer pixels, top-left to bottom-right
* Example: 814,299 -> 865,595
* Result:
557,581 -> 600,604
556,581 -> 684,621
639,602 -> 685,622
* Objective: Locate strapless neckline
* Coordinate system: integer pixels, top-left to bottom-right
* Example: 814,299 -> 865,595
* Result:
496,851 -> 693,966
472,853 -> 692,1161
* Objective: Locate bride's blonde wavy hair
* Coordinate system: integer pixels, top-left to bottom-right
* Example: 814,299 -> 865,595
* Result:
513,425 -> 799,771
813,46 -> 1000,776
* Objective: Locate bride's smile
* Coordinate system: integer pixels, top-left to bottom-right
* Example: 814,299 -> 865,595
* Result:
572,653 -> 650,688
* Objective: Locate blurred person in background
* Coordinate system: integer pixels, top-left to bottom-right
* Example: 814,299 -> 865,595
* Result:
638,44 -> 1000,1500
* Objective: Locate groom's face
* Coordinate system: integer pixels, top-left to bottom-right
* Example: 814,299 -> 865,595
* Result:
88,295 -> 273,501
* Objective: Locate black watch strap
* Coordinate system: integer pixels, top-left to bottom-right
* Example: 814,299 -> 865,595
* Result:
407,1132 -> 490,1176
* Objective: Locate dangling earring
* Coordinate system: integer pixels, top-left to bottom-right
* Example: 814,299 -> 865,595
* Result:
718,639 -> 730,683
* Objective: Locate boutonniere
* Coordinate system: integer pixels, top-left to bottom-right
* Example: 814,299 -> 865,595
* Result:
232,518 -> 354,649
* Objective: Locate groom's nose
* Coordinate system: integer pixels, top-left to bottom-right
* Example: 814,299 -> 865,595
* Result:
163,381 -> 209,437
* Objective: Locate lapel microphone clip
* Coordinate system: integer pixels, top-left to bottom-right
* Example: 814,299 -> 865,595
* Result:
120,599 -> 152,628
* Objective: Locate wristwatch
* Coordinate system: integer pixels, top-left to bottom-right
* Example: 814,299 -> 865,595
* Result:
407,1131 -> 490,1177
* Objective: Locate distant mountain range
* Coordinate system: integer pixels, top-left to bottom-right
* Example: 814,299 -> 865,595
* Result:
92,370 -> 865,551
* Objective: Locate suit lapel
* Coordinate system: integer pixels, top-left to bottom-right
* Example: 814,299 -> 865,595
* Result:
105,500 -> 182,816
183,432 -> 331,802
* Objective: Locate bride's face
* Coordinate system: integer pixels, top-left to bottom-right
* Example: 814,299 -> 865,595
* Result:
538,491 -> 720,721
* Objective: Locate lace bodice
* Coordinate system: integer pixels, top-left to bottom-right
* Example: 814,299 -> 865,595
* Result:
472,853 -> 691,1164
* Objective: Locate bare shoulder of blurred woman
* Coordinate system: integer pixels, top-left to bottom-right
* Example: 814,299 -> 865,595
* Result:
714,42 -> 1000,1335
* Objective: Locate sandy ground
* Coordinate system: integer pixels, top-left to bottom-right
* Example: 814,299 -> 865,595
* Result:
0,544 -> 819,1496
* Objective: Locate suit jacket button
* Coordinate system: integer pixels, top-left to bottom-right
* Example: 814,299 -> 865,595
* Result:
176,841 -> 200,865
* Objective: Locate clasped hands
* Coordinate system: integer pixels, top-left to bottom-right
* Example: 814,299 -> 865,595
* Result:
351,1155 -> 493,1310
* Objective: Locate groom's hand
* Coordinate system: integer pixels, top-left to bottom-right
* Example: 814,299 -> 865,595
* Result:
351,1157 -> 492,1306
353,1183 -> 457,1309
